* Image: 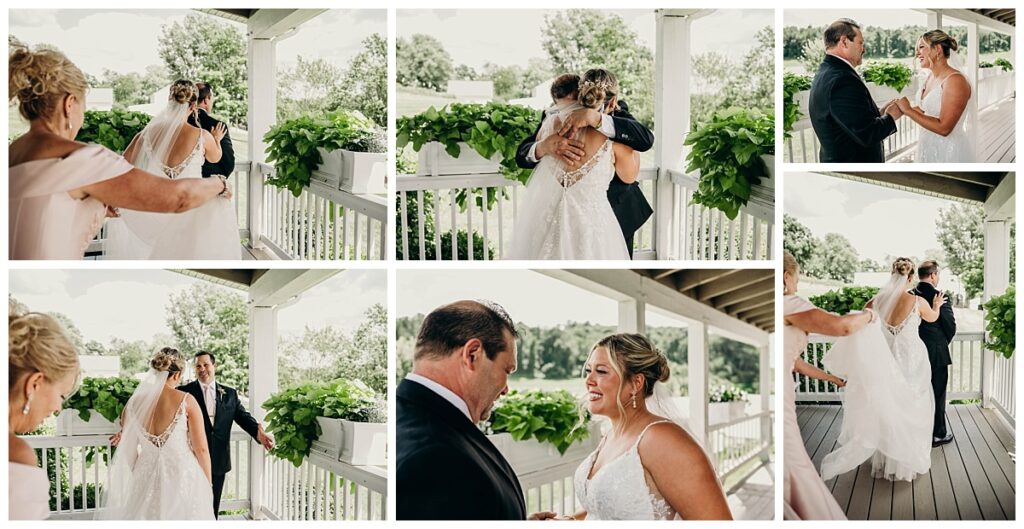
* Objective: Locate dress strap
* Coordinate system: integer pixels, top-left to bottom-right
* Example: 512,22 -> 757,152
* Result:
634,419 -> 673,447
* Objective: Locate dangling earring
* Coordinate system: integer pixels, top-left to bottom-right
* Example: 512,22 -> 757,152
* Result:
630,392 -> 637,409
22,395 -> 32,415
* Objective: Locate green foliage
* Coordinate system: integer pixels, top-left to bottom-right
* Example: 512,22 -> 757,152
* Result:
397,34 -> 453,92
684,108 -> 775,219
936,204 -> 985,300
783,214 -> 817,271
62,376 -> 139,423
984,286 -> 1015,359
100,65 -> 169,109
709,385 -> 748,403
994,58 -> 1014,72
76,109 -> 151,153
782,72 -> 812,138
807,233 -> 859,283
861,61 -> 914,92
488,390 -> 590,455
979,60 -> 996,68
264,110 -> 384,196
395,190 -> 493,260
336,34 -> 388,127
784,25 -> 1012,61
277,56 -> 345,122
397,102 -> 541,209
166,283 -> 250,394
809,286 -> 880,316
691,26 -> 776,128
263,379 -> 380,467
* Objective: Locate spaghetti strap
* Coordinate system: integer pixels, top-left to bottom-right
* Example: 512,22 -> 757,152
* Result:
634,419 -> 673,447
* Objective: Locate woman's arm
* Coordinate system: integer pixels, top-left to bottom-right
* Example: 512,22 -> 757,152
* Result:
794,358 -> 846,387
612,142 -> 639,184
122,133 -> 141,163
786,307 -> 874,337
896,75 -> 970,137
77,168 -> 227,213
184,394 -> 213,484
202,125 -> 225,163
642,423 -> 733,520
917,293 -> 944,323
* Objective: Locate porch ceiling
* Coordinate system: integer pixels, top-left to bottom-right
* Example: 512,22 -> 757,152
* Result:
634,269 -> 775,333
823,171 -> 1010,204
968,8 -> 1015,27
178,269 -> 270,289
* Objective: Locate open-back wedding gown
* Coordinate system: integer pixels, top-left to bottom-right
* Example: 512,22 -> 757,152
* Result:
915,70 -> 976,163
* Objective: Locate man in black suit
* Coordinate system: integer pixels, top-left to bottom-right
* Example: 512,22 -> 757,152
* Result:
913,261 -> 956,447
179,351 -> 275,517
397,300 -> 530,520
515,87 -> 654,258
808,18 -> 903,162
189,82 -> 235,178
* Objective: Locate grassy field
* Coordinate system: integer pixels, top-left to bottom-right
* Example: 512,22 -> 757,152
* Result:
397,85 -> 457,118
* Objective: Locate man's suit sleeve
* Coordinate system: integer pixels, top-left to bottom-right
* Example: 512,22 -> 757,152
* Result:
231,389 -> 261,440
828,77 -> 898,148
940,300 -> 957,344
609,108 -> 654,152
218,126 -> 235,177
514,114 -> 545,170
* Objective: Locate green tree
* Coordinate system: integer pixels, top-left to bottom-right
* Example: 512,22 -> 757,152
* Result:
807,233 -> 859,283
277,56 -> 344,122
158,13 -> 248,125
691,26 -> 775,126
540,10 -> 655,127
936,204 -> 985,300
397,34 -> 452,92
335,33 -> 387,127
165,283 -> 250,394
453,64 -> 478,80
102,65 -> 169,109
783,214 -> 818,273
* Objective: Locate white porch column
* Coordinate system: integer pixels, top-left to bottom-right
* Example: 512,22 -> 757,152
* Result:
759,338 -> 771,450
246,36 -> 276,249
654,11 -> 692,259
981,174 -> 1014,407
247,304 -> 279,518
965,21 -> 980,143
927,10 -> 943,30
617,299 -> 646,334
687,320 -> 709,446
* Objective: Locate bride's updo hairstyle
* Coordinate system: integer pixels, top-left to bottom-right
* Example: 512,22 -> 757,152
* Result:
590,334 -> 670,424
891,257 -> 916,279
577,68 -> 619,110
921,29 -> 959,58
9,312 -> 80,391
150,347 -> 186,376
9,45 -> 88,122
169,80 -> 198,106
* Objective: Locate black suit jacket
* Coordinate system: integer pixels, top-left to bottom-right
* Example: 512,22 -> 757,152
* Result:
808,54 -> 897,163
179,380 -> 260,475
188,108 -> 235,178
514,101 -> 654,238
396,379 -> 526,520
914,282 -> 956,367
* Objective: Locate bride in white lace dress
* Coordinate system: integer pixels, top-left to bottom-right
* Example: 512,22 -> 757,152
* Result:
895,30 -> 976,163
98,348 -> 214,520
507,69 -> 639,260
819,258 -> 940,482
538,334 -> 730,520
104,80 -> 240,259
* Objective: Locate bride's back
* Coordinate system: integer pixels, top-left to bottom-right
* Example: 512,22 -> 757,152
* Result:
884,292 -> 919,329
159,124 -> 203,168
147,387 -> 189,436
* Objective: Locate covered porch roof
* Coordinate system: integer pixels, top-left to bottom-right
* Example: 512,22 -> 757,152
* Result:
823,171 -> 1012,205
632,269 -> 775,333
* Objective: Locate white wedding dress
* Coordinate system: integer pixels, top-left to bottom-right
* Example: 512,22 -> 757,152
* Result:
573,420 -> 678,520
915,71 -> 976,163
507,102 -> 629,260
819,277 -> 934,482
98,371 -> 214,519
104,101 -> 240,260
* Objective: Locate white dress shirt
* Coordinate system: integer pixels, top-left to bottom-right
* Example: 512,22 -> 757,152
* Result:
405,373 -> 472,422
526,113 -> 617,163
200,379 -> 217,421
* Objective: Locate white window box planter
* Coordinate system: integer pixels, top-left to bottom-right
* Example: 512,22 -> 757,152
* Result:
416,141 -> 501,177
313,148 -> 387,195
708,401 -> 748,425
487,421 -> 601,475
56,409 -> 119,436
312,417 -> 387,466
759,154 -> 774,190
865,77 -> 919,105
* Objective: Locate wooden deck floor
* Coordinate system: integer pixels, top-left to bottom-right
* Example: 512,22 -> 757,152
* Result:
727,463 -> 775,520
798,404 -> 1015,520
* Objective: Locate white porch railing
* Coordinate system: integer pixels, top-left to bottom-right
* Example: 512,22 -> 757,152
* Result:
989,352 -> 1016,428
708,410 -> 774,483
518,454 -> 588,517
664,169 -> 774,261
259,452 -> 386,521
977,70 -> 1015,110
796,332 -> 987,402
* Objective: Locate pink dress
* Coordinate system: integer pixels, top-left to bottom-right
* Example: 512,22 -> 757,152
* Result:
9,462 -> 50,519
9,144 -> 133,259
783,295 -> 846,520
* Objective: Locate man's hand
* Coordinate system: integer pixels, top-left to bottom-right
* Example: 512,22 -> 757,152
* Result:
535,133 -> 585,165
109,431 -> 122,447
883,100 -> 903,120
528,511 -> 558,521
257,426 -> 275,451
556,108 -> 602,138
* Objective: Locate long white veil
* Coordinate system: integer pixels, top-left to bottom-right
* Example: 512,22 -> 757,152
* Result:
96,369 -> 169,519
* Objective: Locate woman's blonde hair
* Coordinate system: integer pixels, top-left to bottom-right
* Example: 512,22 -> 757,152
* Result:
921,29 -> 959,58
783,250 -> 799,276
891,257 -> 915,278
9,45 -> 88,121
169,79 -> 197,105
9,312 -> 80,391
150,347 -> 186,375
585,333 -> 670,432
577,68 -> 619,110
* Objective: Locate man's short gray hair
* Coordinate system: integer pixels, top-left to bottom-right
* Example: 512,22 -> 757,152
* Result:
824,18 -> 861,49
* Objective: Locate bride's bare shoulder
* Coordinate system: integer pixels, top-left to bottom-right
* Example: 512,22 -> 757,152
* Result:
637,420 -> 702,456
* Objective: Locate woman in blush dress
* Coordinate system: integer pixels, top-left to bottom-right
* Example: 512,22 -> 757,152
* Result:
8,45 -> 231,260
782,251 -> 876,520
9,312 -> 82,520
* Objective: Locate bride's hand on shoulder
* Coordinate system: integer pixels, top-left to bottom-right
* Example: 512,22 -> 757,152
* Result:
933,291 -> 946,309
211,122 -> 227,142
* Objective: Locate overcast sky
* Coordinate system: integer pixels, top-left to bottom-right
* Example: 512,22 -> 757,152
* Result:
785,172 -> 953,263
9,269 -> 386,345
9,9 -> 385,77
397,9 -> 773,69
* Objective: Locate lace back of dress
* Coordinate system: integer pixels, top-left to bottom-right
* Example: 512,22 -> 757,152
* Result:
142,397 -> 187,448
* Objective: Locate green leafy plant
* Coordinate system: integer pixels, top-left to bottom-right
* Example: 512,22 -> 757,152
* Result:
709,385 -> 748,403
264,110 -> 384,197
63,376 -> 138,423
487,389 -> 590,455
994,58 -> 1014,72
861,61 -> 914,92
684,108 -> 774,219
76,109 -> 151,153
983,285 -> 1015,359
979,60 -> 996,68
263,378 -> 381,467
395,190 -> 493,260
397,102 -> 541,209
808,286 -> 880,316
783,72 -> 813,139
